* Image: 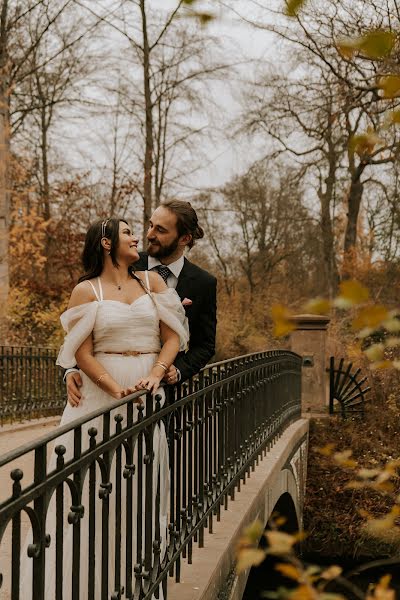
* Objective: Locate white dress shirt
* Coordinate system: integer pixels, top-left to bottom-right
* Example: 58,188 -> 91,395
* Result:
147,255 -> 185,289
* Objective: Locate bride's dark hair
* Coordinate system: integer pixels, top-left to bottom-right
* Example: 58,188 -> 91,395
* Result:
78,217 -> 129,283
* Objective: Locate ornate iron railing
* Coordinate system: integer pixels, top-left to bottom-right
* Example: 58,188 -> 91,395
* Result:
0,346 -> 64,424
0,350 -> 302,600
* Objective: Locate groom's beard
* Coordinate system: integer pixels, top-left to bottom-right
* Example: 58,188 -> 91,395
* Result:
147,236 -> 179,259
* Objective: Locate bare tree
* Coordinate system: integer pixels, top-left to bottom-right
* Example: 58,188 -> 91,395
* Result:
239,0 -> 400,282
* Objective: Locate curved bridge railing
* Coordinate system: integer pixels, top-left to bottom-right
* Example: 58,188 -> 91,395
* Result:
0,350 -> 302,600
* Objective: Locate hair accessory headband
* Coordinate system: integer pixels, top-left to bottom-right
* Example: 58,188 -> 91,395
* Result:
101,219 -> 110,238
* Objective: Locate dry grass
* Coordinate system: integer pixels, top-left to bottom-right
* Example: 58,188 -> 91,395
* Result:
303,396 -> 400,560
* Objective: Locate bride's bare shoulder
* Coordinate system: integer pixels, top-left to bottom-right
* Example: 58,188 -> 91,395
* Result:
68,280 -> 97,309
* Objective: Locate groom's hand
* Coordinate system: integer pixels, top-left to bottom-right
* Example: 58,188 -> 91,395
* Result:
67,372 -> 83,407
163,365 -> 179,385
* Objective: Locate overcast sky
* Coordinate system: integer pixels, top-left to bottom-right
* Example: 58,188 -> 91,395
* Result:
54,0 -> 282,196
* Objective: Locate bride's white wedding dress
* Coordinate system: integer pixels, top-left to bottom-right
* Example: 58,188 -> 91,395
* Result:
20,273 -> 189,600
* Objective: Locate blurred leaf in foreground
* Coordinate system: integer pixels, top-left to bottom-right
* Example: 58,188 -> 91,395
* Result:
284,0 -> 307,17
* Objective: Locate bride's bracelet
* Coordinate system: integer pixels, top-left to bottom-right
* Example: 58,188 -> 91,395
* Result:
95,372 -> 108,387
154,361 -> 168,373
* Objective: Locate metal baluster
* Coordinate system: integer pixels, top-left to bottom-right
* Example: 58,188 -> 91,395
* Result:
87,429 -> 97,600
11,469 -> 23,600
143,392 -> 154,594
32,443 -> 47,600
113,414 -> 124,598
124,401 -> 134,599
100,412 -> 111,600
55,445 -> 66,600
71,426 -> 83,600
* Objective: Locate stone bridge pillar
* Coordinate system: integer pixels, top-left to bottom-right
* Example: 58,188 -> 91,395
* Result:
289,314 -> 330,416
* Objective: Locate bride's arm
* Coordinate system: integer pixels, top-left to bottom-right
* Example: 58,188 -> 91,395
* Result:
68,283 -> 134,401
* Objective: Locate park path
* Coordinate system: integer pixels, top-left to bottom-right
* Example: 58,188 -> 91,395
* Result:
0,417 -> 60,600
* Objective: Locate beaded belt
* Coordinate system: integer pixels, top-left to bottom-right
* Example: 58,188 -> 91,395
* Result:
102,351 -> 156,356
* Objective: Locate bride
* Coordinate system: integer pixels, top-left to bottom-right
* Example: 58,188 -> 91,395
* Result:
20,217 -> 189,599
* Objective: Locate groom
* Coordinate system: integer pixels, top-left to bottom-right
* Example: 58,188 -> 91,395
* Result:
66,199 -> 217,404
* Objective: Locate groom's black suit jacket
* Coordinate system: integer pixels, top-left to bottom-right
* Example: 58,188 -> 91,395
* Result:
133,253 -> 217,382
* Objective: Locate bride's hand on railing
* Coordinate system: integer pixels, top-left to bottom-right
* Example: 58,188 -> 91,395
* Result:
134,374 -> 162,394
112,387 -> 142,402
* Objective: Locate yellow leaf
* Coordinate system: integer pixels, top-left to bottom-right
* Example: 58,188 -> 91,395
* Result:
386,110 -> 400,126
320,565 -> 342,580
382,317 -> 400,332
243,520 -> 264,544
378,75 -> 400,99
236,547 -> 266,573
337,280 -> 369,306
303,297 -> 331,315
333,450 -> 357,468
352,305 -> 389,330
315,443 -> 336,456
349,131 -> 383,157
364,507 -> 400,541
275,562 -> 302,580
358,30 -> 396,59
284,0 -> 307,17
289,584 -> 315,600
357,468 -> 381,479
338,31 -> 395,60
384,337 -> 400,348
370,360 -> 392,371
364,343 -> 385,362
271,304 -> 296,337
265,530 -> 297,555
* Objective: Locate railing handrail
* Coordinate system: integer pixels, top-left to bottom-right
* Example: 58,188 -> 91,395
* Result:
0,348 -> 302,600
0,349 -> 299,467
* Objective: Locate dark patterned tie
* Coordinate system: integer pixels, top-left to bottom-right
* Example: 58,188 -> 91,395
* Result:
155,265 -> 171,283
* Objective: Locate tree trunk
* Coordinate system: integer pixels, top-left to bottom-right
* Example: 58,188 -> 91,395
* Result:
140,0 -> 153,247
343,165 -> 364,270
0,0 -> 9,313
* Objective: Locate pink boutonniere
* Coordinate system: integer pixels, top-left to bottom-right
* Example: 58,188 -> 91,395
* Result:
182,298 -> 193,307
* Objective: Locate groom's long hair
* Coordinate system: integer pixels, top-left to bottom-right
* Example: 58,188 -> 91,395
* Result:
78,217 -> 128,282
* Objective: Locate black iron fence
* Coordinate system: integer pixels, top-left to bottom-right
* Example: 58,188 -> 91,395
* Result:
0,350 -> 302,600
0,346 -> 64,424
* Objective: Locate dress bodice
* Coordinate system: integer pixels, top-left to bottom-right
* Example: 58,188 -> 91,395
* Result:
56,288 -> 189,369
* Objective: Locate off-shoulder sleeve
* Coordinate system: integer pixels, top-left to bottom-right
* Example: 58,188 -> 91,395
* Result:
56,302 -> 99,368
152,289 -> 189,352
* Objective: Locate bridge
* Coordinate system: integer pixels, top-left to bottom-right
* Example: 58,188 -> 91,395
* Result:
0,315 -> 329,600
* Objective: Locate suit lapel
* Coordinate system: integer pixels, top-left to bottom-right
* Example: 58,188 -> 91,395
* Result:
176,258 -> 195,299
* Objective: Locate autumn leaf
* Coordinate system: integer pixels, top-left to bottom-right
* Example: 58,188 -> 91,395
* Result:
271,304 -> 296,337
288,584 -> 315,600
364,506 -> 400,541
236,547 -> 265,573
349,131 -> 383,157
265,530 -> 297,555
378,75 -> 400,99
385,110 -> 400,127
303,297 -> 331,315
320,565 -> 342,580
315,443 -> 336,457
333,450 -> 357,468
364,343 -> 385,362
334,279 -> 369,309
367,574 -> 396,599
352,305 -> 389,330
275,562 -> 302,580
243,520 -> 264,544
338,31 -> 395,60
358,31 -> 396,59
284,0 -> 307,17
